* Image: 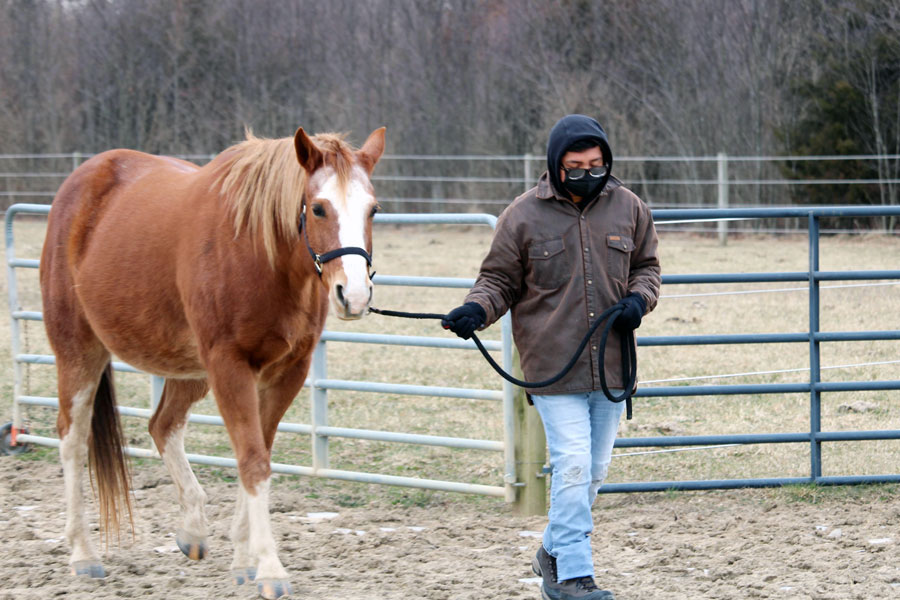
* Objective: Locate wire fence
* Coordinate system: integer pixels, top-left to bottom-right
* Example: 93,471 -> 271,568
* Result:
1,152 -> 899,234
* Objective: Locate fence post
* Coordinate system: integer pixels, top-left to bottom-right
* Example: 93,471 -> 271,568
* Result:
311,340 -> 329,470
501,313 -> 516,502
512,348 -> 547,516
717,152 -> 729,246
808,215 -> 822,481
150,375 -> 165,413
524,153 -> 533,194
6,209 -> 24,443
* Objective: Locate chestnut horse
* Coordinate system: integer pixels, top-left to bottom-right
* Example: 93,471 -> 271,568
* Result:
39,126 -> 385,599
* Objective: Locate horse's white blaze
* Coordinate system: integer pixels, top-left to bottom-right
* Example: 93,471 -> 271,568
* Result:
59,388 -> 98,564
161,422 -> 208,540
317,167 -> 374,317
246,478 -> 288,580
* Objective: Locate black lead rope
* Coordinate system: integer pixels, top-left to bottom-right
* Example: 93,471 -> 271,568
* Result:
368,304 -> 636,419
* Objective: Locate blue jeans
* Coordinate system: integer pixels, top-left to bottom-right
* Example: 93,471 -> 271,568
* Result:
532,390 -> 625,581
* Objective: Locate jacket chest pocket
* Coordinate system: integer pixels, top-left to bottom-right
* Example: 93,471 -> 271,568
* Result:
527,237 -> 569,289
606,234 -> 635,283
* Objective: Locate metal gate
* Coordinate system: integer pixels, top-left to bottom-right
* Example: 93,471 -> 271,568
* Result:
6,203 -> 900,500
610,205 -> 900,492
5,204 -> 517,500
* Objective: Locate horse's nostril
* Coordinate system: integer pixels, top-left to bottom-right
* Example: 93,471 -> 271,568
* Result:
335,284 -> 346,307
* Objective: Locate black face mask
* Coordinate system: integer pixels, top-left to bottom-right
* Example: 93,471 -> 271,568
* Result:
563,176 -> 603,200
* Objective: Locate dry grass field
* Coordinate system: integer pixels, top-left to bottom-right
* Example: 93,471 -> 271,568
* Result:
5,216 -> 900,599
2,216 -> 899,503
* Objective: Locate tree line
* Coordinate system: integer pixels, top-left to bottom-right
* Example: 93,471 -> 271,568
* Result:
1,0 -> 898,216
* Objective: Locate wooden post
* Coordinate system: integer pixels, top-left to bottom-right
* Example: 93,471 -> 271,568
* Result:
512,350 -> 547,516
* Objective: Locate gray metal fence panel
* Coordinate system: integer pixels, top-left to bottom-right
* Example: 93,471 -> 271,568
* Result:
6,203 -> 900,496
616,205 -> 900,492
5,205 -> 512,498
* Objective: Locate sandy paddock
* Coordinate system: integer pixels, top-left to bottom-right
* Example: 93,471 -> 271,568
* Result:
1,455 -> 900,600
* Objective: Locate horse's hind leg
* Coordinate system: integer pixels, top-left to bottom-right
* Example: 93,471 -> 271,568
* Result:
56,347 -> 111,577
148,378 -> 210,561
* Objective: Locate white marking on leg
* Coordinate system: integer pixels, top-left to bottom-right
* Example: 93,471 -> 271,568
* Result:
162,422 -> 208,540
59,388 -> 98,565
245,478 -> 288,581
230,485 -> 253,571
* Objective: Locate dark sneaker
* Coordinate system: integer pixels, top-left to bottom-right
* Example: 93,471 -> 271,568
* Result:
546,576 -> 615,600
531,547 -> 614,600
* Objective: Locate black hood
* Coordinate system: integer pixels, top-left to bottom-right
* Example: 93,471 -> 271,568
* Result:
546,114 -> 613,201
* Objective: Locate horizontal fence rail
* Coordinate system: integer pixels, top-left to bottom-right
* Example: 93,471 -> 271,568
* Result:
5,203 -> 900,499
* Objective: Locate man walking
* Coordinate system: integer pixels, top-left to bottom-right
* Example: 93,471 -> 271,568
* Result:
443,114 -> 661,599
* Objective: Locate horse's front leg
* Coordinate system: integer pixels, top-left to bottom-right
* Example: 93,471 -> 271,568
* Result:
229,356 -> 311,590
208,355 -> 291,600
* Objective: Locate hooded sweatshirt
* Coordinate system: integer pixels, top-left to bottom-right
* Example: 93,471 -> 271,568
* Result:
546,114 -> 614,204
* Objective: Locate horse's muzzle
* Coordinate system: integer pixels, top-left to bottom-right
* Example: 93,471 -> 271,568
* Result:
331,280 -> 373,320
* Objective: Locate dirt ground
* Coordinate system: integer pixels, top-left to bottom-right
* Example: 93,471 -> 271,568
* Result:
2,455 -> 900,600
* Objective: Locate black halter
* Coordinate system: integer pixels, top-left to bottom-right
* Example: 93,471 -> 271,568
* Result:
299,203 -> 374,278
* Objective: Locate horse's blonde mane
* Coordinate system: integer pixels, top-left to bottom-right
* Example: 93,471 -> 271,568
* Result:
217,130 -> 355,266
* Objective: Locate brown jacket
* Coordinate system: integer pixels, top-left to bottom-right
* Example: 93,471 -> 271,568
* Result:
465,172 -> 661,395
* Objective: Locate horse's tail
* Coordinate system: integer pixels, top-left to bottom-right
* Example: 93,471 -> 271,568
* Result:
88,362 -> 135,545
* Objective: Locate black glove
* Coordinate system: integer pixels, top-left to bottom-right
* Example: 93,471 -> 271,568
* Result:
614,293 -> 646,332
441,302 -> 486,339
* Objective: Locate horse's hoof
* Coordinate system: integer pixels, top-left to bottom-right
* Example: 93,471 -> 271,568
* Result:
257,578 -> 293,599
232,567 -> 257,585
175,530 -> 207,561
71,560 -> 106,578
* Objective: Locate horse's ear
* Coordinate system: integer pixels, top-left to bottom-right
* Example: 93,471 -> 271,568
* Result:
294,127 -> 323,173
356,127 -> 386,175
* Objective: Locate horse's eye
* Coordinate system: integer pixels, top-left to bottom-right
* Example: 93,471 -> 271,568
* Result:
312,204 -> 326,218
370,204 -> 381,218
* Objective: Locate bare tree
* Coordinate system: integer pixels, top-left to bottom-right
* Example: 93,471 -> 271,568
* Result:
0,0 -> 895,216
